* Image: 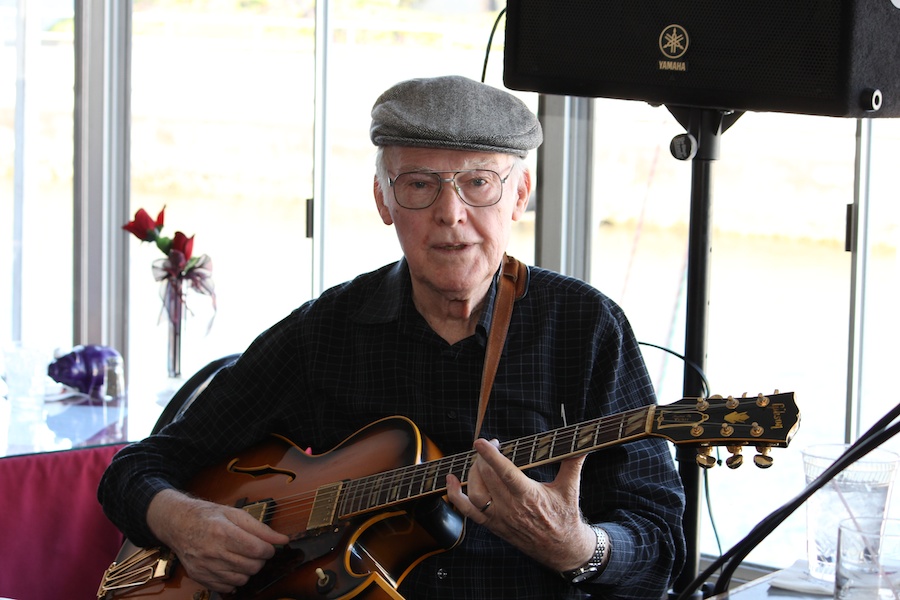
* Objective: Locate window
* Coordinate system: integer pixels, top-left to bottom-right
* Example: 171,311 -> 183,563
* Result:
0,0 -> 76,356
125,1 -> 532,390
318,1 -> 534,290
127,1 -> 315,386
589,100 -> 899,568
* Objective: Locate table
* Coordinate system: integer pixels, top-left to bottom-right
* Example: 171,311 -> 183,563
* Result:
707,563 -> 832,600
1,388 -> 166,457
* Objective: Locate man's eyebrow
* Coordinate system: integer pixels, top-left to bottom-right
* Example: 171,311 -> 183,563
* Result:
397,161 -> 501,172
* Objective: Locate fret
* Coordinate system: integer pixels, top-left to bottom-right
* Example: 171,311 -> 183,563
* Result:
565,424 -> 578,456
502,438 -> 518,464
575,422 -> 594,453
432,456 -> 456,490
383,471 -> 401,504
421,462 -> 440,493
448,453 -> 471,482
626,409 -> 649,437
399,466 -> 418,501
414,463 -> 429,496
534,432 -> 553,462
527,432 -> 539,465
370,473 -> 388,507
342,480 -> 360,515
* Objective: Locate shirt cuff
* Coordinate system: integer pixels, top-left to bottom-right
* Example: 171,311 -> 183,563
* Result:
585,522 -> 634,585
128,476 -> 176,548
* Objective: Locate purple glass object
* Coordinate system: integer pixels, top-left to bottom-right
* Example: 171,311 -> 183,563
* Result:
47,345 -> 122,398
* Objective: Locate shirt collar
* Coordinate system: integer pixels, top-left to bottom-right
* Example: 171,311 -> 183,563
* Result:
352,259 -> 410,325
351,258 -> 503,345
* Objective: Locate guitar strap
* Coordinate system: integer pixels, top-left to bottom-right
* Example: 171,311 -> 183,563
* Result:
473,254 -> 528,442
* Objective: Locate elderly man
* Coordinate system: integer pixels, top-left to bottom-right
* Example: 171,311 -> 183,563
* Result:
99,75 -> 685,600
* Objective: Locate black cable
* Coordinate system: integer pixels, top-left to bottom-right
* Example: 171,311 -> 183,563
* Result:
712,401 -> 900,594
673,404 -> 900,600
703,467 -> 724,558
638,341 -> 711,398
711,418 -> 900,595
638,341 -> 724,559
481,8 -> 507,83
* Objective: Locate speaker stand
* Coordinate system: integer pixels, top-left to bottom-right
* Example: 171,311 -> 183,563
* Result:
666,106 -> 743,599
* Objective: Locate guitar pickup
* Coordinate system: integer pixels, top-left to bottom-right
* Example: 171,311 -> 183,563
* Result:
236,497 -> 274,524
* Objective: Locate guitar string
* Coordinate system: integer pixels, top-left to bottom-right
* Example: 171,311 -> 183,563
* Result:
233,400 -> 778,533
229,411 -> 638,532
244,404 -> 706,530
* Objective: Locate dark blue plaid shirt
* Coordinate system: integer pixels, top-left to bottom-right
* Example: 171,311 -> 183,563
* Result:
100,260 -> 685,599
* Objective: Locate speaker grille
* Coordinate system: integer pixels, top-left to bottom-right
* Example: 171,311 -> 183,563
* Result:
505,0 -> 900,117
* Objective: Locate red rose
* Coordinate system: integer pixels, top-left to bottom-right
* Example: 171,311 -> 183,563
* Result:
170,231 -> 195,263
123,207 -> 165,241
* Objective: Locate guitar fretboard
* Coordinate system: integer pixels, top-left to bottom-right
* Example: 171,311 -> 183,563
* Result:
337,405 -> 653,518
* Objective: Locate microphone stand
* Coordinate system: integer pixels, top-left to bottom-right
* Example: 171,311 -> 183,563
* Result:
674,401 -> 900,600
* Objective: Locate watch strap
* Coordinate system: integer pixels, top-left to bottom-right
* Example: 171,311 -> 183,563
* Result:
561,525 -> 608,584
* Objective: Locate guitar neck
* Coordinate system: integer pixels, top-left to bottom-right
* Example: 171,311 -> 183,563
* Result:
337,406 -> 654,518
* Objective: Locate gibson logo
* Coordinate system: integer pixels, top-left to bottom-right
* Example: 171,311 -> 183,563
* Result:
771,403 -> 786,429
658,24 -> 688,72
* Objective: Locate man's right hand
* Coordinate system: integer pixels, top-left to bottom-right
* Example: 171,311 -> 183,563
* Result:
147,488 -> 291,594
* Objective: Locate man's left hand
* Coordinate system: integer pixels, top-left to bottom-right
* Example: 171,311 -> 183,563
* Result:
445,438 -> 597,573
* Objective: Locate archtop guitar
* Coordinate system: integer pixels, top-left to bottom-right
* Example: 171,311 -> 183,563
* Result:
98,391 -> 799,599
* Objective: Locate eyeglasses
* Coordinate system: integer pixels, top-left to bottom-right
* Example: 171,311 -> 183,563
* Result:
388,167 -> 512,210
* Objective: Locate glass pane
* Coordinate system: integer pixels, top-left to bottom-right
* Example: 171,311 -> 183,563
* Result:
0,0 -> 75,356
861,119 -> 900,452
320,2 -> 536,290
128,1 -> 314,388
590,99 -> 858,568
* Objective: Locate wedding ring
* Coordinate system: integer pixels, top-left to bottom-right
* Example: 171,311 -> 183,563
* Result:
480,499 -> 493,512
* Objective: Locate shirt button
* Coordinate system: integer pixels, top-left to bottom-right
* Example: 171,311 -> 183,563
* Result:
446,410 -> 457,420
436,568 -> 449,580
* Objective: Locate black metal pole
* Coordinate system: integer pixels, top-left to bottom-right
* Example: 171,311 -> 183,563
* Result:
667,107 -> 742,598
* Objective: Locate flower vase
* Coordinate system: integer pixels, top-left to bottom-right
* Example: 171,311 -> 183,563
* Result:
166,277 -> 185,379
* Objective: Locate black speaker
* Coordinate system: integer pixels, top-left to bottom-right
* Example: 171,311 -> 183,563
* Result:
503,0 -> 900,118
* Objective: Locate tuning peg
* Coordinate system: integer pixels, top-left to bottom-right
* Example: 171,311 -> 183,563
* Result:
725,395 -> 739,409
696,447 -> 717,469
756,393 -> 770,408
753,446 -> 774,469
725,445 -> 744,469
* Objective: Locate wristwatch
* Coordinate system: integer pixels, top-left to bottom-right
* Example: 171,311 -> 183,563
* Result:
561,525 -> 608,584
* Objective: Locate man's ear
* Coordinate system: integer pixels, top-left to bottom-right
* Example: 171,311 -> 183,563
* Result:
512,168 -> 532,221
374,175 -> 394,225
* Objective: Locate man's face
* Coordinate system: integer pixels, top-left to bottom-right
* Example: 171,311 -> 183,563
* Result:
375,146 -> 530,303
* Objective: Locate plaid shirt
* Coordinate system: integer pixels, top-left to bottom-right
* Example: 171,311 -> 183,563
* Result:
100,260 -> 685,599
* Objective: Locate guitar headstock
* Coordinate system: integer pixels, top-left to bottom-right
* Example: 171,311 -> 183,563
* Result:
651,391 -> 800,469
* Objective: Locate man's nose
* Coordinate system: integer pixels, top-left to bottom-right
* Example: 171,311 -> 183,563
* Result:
432,178 -> 468,220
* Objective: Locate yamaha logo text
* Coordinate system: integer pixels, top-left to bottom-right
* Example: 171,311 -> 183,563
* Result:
658,24 -> 688,72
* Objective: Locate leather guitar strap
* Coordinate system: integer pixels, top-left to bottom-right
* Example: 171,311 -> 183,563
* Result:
473,254 -> 528,442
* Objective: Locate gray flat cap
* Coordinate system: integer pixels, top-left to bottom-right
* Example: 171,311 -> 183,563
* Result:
370,75 -> 542,158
